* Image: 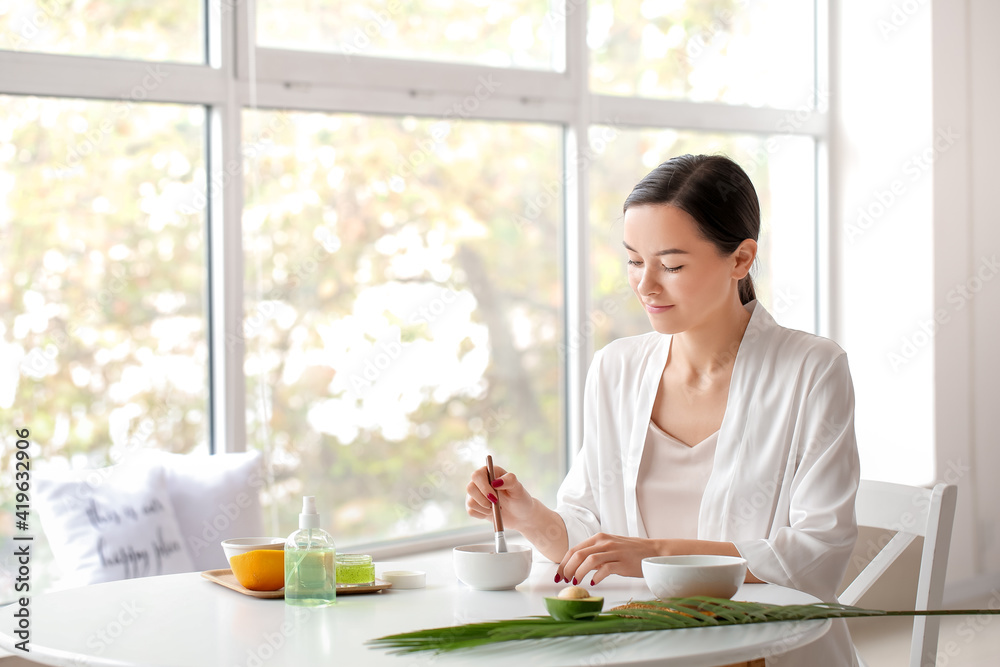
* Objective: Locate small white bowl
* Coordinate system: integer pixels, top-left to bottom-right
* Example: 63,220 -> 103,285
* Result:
641,555 -> 747,600
453,544 -> 532,590
221,537 -> 286,565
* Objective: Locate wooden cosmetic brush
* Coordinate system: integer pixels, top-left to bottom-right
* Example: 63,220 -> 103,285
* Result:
485,455 -> 508,553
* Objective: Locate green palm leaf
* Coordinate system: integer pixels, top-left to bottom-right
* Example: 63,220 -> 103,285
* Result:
367,596 -> 1000,655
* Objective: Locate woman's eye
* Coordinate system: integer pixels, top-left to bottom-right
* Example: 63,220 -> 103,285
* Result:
626,259 -> 642,267
664,265 -> 682,273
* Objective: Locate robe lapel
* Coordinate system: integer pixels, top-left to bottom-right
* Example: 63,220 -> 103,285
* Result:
699,300 -> 776,540
626,333 -> 671,538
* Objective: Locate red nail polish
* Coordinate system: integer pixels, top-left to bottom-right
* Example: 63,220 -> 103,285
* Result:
554,573 -> 560,583
487,493 -> 498,503
572,578 -> 578,585
491,479 -> 504,488
590,579 -> 595,586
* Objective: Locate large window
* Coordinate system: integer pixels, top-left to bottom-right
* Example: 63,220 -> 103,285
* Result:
0,0 -> 825,598
241,111 -> 565,541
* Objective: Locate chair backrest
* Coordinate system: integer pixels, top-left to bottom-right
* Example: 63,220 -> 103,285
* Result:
841,480 -> 958,667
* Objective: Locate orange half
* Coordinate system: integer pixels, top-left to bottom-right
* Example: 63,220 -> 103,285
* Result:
229,549 -> 285,591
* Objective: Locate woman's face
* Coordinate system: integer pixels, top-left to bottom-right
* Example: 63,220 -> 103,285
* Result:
623,204 -> 751,335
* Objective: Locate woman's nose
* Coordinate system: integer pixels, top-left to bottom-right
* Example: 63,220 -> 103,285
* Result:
637,268 -> 658,295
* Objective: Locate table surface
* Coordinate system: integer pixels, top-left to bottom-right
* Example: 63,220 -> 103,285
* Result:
0,545 -> 829,667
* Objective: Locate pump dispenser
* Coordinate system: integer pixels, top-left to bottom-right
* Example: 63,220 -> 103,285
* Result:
284,495 -> 336,606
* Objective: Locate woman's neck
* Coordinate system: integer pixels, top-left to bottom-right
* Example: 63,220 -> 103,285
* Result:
668,301 -> 752,382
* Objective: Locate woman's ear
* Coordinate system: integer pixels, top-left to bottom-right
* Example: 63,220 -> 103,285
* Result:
732,239 -> 757,279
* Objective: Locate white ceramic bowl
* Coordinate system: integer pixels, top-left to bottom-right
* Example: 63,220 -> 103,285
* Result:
453,544 -> 532,590
641,555 -> 747,600
221,537 -> 286,565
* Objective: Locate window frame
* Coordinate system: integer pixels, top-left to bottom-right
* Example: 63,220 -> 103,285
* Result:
0,0 -> 830,554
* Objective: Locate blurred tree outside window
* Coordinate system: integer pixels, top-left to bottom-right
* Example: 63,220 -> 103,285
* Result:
0,0 -> 205,63
590,0 -> 816,108
242,111 -> 565,544
257,0 -> 562,71
0,96 -> 209,594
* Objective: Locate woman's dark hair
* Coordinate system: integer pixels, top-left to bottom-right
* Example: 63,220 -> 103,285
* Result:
623,154 -> 759,305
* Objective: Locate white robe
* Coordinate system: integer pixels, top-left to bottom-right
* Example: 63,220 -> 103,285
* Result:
554,300 -> 861,666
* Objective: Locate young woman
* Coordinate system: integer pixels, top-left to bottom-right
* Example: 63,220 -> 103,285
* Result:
466,154 -> 860,666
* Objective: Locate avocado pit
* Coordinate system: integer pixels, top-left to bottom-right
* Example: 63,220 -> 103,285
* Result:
545,585 -> 604,621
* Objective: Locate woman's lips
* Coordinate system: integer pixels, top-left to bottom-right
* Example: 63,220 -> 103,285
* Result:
644,303 -> 674,314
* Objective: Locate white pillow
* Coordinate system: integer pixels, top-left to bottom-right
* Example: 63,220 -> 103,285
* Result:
153,450 -> 267,571
35,462 -> 194,586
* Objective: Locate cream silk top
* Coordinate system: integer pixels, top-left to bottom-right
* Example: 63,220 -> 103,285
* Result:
636,421 -> 719,539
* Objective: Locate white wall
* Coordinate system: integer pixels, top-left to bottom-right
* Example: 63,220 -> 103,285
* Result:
966,0 -> 1000,580
933,0 -> 1000,592
834,0 -> 1000,596
831,3 -> 935,486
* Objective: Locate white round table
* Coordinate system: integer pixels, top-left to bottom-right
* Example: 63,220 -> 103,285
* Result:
0,548 -> 829,667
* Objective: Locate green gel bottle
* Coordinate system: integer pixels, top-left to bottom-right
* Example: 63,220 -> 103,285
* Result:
284,496 -> 336,607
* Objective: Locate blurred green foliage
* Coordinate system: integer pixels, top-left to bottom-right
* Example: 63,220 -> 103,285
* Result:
241,111 -> 564,543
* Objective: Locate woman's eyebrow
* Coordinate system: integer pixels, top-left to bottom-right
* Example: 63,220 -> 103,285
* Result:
622,241 -> 690,256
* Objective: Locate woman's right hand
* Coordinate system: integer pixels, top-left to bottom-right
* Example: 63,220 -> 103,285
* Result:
465,465 -> 536,530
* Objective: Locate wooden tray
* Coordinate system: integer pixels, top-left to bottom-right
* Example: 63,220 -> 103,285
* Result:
201,569 -> 392,598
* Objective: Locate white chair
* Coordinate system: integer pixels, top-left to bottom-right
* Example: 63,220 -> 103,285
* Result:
840,480 -> 958,667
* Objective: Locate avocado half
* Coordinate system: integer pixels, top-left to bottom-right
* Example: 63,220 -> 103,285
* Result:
544,595 -> 605,621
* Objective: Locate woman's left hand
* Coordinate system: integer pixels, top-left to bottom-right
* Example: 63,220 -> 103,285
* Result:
556,533 -> 666,586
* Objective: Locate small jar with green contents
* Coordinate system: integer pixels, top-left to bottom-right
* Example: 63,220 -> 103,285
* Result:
336,554 -> 375,586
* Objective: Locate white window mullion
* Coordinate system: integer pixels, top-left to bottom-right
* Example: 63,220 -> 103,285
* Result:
564,0 -> 590,468
234,81 -> 578,125
0,50 -> 226,104
208,0 -> 247,454
250,47 -> 575,102
593,94 -> 828,137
